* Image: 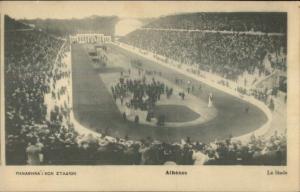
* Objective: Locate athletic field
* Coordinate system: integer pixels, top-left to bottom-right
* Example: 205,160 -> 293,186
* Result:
72,43 -> 267,143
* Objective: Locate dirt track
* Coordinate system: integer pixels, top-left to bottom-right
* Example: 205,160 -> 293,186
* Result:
72,43 -> 267,143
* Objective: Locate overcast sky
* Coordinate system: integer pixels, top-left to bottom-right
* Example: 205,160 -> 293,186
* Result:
1,1 -> 206,20
1,1 -> 293,20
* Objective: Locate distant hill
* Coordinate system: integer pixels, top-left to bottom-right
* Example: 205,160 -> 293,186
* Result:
19,15 -> 119,37
5,15 -> 32,31
137,17 -> 156,26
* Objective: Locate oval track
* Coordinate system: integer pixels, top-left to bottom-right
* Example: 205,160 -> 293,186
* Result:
72,43 -> 268,143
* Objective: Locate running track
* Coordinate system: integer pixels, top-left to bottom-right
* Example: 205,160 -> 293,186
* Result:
72,43 -> 267,143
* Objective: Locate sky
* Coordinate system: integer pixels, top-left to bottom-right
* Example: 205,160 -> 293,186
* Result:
0,1 -> 293,20
1,1 -> 294,36
1,1 -> 208,36
1,1 -> 207,20
115,19 -> 143,36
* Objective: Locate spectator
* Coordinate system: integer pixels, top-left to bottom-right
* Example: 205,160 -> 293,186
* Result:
26,137 -> 43,165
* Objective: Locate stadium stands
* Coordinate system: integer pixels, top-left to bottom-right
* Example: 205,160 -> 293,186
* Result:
144,12 -> 287,33
120,12 -> 287,112
121,29 -> 286,83
5,15 -> 286,165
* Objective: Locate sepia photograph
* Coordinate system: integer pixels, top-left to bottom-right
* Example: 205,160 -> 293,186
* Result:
0,1 -> 299,191
4,4 -> 288,166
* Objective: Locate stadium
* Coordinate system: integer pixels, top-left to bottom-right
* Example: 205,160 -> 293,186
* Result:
5,12 -> 287,165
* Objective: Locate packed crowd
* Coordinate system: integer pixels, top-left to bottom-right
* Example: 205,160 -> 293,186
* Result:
5,18 -> 73,165
145,13 -> 287,33
7,125 -> 287,165
5,17 -> 286,166
111,75 -> 171,111
121,30 -> 286,82
5,30 -> 64,133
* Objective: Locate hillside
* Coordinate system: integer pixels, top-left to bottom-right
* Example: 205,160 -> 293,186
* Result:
5,15 -> 32,31
20,15 -> 119,37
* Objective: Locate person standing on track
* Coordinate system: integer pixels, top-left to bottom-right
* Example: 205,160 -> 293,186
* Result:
208,92 -> 213,107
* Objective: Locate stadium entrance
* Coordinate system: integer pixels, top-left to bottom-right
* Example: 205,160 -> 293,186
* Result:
70,33 -> 111,44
